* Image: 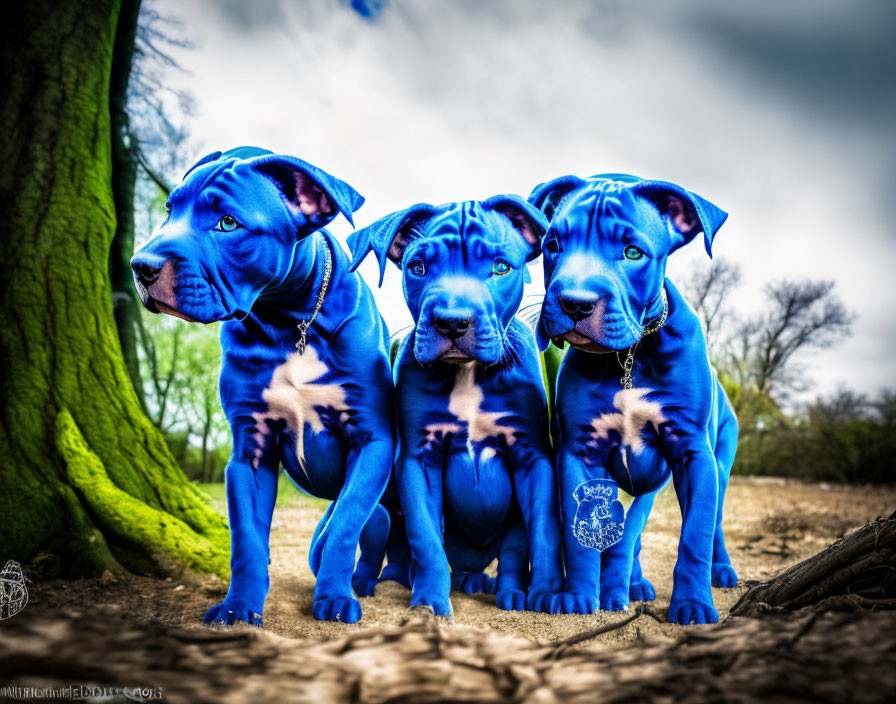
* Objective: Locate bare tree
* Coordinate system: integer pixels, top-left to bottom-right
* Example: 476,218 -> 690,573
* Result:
128,0 -> 194,194
681,258 -> 742,347
741,280 -> 853,396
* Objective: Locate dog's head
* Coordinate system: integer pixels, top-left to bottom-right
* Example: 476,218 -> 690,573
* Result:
130,147 -> 364,323
348,196 -> 547,364
529,174 -> 727,352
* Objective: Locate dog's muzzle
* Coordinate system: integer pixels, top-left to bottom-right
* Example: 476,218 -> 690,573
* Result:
431,314 -> 475,361
541,294 -> 638,353
130,257 -> 202,322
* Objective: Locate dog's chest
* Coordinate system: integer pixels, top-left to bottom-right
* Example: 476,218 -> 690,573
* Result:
250,345 -> 350,469
421,364 -> 516,464
564,350 -> 670,458
587,387 -> 667,455
574,385 -> 672,496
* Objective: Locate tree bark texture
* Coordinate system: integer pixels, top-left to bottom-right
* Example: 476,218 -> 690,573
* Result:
1,604 -> 893,704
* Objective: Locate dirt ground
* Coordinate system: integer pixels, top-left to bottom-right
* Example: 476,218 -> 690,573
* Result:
28,476 -> 896,648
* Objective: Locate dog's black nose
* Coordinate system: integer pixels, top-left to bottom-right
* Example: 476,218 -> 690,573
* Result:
559,293 -> 598,322
433,316 -> 472,340
133,262 -> 162,286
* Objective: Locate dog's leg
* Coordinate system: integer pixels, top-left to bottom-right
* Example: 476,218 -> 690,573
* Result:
203,454 -> 278,628
711,395 -> 738,588
308,502 -> 335,576
628,533 -> 656,601
495,522 -> 529,611
312,439 -> 392,623
628,476 -> 671,602
446,533 -> 497,595
398,453 -> 452,618
513,455 -> 564,613
351,503 -> 390,597
668,439 -> 720,624
549,450 -> 602,615
600,490 -> 656,611
379,508 -> 412,588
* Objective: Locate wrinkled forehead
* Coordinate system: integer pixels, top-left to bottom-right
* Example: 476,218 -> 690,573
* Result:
414,202 -> 517,255
554,181 -> 663,243
167,159 -> 278,212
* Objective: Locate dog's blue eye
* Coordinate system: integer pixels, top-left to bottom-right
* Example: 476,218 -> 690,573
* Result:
492,259 -> 511,276
624,245 -> 645,261
407,259 -> 426,277
215,215 -> 242,232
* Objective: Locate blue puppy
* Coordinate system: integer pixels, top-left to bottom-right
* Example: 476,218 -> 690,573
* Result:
130,147 -> 395,625
347,197 -> 564,617
529,174 -> 738,624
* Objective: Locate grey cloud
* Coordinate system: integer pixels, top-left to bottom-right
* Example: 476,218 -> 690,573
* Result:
205,0 -> 287,32
680,1 -> 896,124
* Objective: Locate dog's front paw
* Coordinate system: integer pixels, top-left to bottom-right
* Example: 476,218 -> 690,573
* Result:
600,590 -> 630,612
629,578 -> 656,602
312,596 -> 362,623
411,592 -> 454,619
549,591 -> 598,615
496,589 -> 526,611
203,599 -> 263,628
453,571 -> 497,595
525,589 -> 553,613
668,600 -> 718,625
352,574 -> 378,597
711,563 -> 738,589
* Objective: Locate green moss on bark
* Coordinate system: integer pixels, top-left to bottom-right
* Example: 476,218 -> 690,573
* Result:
57,410 -> 229,577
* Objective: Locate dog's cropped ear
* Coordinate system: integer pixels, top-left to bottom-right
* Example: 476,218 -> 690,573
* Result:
629,181 -> 728,257
528,175 -> 587,221
249,154 -> 365,230
481,194 -> 549,262
346,203 -> 440,286
183,146 -> 275,181
182,151 -> 224,181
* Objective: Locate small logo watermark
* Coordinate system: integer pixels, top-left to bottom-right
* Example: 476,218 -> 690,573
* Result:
0,560 -> 28,620
0,685 -> 164,701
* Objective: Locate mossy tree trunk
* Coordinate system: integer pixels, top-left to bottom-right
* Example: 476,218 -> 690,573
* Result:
0,0 -> 229,579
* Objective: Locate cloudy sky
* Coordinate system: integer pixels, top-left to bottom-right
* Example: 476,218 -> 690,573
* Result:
152,0 -> 895,400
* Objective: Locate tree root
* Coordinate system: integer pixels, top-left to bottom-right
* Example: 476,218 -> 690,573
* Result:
730,510 -> 896,617
55,409 -> 229,580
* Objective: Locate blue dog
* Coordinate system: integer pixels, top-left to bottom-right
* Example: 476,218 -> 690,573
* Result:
529,174 -> 738,624
347,197 -> 564,617
130,147 -> 395,625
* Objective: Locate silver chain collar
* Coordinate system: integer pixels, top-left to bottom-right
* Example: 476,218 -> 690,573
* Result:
295,235 -> 333,356
615,287 -> 669,389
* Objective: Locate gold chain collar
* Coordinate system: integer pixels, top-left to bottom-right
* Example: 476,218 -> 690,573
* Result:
295,235 -> 333,356
615,287 -> 669,389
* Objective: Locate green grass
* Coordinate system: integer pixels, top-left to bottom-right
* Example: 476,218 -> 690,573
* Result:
196,472 -> 330,517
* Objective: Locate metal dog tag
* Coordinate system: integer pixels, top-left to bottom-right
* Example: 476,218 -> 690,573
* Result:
572,479 -> 624,552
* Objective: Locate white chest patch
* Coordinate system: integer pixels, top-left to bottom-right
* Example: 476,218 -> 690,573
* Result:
423,363 -> 515,459
251,346 -> 348,471
590,388 -> 665,454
